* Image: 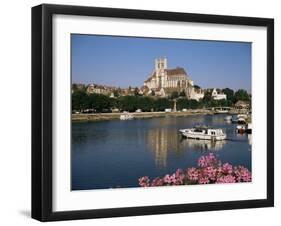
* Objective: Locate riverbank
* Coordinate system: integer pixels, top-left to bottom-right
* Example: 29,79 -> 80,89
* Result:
72,109 -> 217,122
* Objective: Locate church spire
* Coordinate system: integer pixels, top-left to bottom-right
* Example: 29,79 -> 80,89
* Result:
155,57 -> 167,71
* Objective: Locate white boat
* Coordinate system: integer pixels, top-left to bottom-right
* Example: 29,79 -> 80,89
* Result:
236,123 -> 252,134
179,126 -> 226,141
237,114 -> 248,119
231,115 -> 246,124
236,125 -> 246,133
224,115 -> 232,121
120,112 -> 134,120
237,117 -> 246,124
165,108 -> 172,113
214,107 -> 230,114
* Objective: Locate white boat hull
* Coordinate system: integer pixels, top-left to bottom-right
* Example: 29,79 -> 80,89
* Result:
120,112 -> 134,120
215,110 -> 229,114
179,128 -> 227,141
120,116 -> 134,120
182,132 -> 226,141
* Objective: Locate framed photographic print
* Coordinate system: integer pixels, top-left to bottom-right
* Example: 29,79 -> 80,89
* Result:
32,4 -> 274,221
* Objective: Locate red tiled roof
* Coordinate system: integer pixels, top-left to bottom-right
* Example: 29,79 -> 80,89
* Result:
165,67 -> 187,76
145,67 -> 188,83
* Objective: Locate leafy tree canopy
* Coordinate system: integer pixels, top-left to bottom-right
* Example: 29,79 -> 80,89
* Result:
234,89 -> 250,102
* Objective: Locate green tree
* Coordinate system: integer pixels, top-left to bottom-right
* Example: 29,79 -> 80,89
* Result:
88,93 -> 111,112
134,87 -> 140,96
217,99 -> 229,107
72,83 -> 78,91
72,90 -> 89,111
72,84 -> 86,92
109,98 -> 118,109
154,98 -> 173,111
177,98 -> 190,110
202,90 -> 212,105
234,89 -> 250,102
113,90 -> 119,97
137,97 -> 154,111
118,96 -> 138,112
189,99 -> 199,109
222,88 -> 234,103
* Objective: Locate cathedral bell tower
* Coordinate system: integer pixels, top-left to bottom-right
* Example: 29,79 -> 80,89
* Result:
155,58 -> 167,88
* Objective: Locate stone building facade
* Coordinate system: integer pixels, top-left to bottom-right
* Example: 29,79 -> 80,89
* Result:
143,58 -> 204,100
144,58 -> 194,90
211,88 -> 227,100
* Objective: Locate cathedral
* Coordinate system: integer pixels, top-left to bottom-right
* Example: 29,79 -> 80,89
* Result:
143,58 -> 203,100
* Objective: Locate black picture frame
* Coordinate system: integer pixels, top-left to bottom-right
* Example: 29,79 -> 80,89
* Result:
32,3 -> 274,222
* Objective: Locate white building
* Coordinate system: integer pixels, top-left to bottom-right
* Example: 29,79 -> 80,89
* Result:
143,58 -> 206,99
87,84 -> 105,94
212,88 -> 227,100
144,58 -> 194,91
189,88 -> 205,101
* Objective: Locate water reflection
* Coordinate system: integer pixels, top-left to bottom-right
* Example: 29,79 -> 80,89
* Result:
146,127 -> 226,168
146,128 -> 182,168
248,134 -> 252,146
180,139 -> 226,151
72,114 -> 252,190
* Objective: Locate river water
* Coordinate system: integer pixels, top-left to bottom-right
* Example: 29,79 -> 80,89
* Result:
72,114 -> 251,190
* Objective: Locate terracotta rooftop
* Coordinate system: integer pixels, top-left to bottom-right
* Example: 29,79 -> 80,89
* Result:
145,67 -> 188,83
165,67 -> 187,76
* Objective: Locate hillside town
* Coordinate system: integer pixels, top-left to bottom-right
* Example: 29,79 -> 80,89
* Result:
72,57 -> 251,115
73,82 -> 226,101
73,58 -> 228,100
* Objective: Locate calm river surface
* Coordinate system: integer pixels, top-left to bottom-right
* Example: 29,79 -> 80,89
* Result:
72,114 -> 252,190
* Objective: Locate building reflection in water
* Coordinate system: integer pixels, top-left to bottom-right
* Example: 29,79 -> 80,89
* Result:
247,134 -> 252,146
146,128 -> 181,168
146,127 -> 226,168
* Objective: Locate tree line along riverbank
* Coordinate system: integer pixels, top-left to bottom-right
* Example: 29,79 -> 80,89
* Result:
72,88 -> 251,114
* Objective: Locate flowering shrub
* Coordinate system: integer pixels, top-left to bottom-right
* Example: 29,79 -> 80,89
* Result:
138,153 -> 251,187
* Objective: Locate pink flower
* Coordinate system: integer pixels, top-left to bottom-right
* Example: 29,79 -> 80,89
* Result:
174,169 -> 185,185
163,174 -> 173,184
138,154 -> 252,187
198,153 -> 218,168
138,176 -> 150,187
216,175 -> 236,184
170,174 -> 177,184
187,167 -> 199,181
202,166 -> 217,181
217,166 -> 223,175
198,176 -> 210,184
151,177 -> 164,186
234,166 -> 252,182
222,163 -> 233,174
162,171 -> 185,185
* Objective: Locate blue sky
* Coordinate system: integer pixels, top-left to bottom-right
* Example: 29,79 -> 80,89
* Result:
71,34 -> 251,92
